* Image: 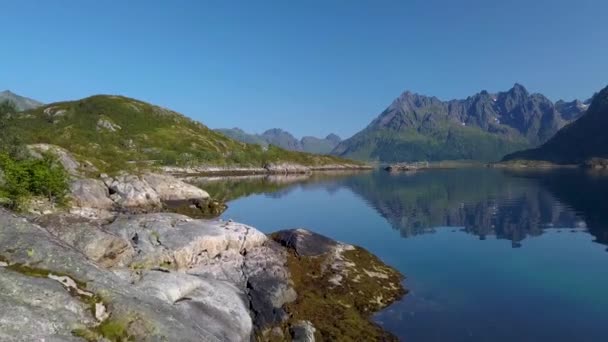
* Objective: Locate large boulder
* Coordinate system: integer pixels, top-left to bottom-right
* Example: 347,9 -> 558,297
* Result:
273,228 -> 338,256
70,178 -> 114,210
291,321 -> 317,342
103,174 -> 162,208
142,173 -> 209,201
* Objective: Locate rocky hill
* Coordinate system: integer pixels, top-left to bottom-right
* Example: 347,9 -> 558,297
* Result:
332,84 -> 587,162
6,95 -> 362,173
502,85 -> 608,165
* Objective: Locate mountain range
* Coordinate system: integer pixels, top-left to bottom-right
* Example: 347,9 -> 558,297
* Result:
0,90 -> 43,111
332,84 -> 589,162
215,128 -> 342,154
502,85 -> 608,164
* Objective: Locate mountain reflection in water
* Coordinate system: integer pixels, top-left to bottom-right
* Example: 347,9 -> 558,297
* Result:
198,169 -> 608,250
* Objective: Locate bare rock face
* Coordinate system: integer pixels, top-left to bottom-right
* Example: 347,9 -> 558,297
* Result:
0,268 -> 96,342
143,173 -> 209,201
291,320 -> 317,342
103,174 -> 162,208
27,143 -> 98,176
70,178 -> 114,210
96,118 -> 122,132
134,271 -> 253,342
27,144 -> 80,176
0,209 -> 264,341
104,213 -> 266,270
35,214 -> 134,268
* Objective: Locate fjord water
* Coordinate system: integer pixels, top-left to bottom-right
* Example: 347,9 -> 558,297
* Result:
212,169 -> 608,341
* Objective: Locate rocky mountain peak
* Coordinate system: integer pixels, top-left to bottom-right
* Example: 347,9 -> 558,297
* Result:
325,133 -> 341,144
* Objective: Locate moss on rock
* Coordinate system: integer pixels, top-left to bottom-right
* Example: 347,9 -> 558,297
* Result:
266,230 -> 406,341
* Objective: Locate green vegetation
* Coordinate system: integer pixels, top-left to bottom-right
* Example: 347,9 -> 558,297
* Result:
6,95 -> 362,173
0,101 -> 70,209
269,246 -> 405,341
337,124 -> 529,162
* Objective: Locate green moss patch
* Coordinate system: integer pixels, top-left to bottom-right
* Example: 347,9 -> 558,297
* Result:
266,244 -> 406,341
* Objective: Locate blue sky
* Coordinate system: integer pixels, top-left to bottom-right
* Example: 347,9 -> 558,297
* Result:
1,0 -> 607,138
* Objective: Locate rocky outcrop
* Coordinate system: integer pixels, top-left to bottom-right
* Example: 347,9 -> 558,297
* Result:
67,173 -> 211,217
142,173 -> 209,201
70,178 -> 115,210
264,163 -> 312,174
269,229 -> 405,341
28,143 -> 98,176
102,174 -> 162,208
104,213 -> 266,270
273,228 -> 338,256
161,164 -> 371,176
0,207 -> 403,341
96,118 -> 122,132
35,214 -> 134,268
291,320 -> 317,342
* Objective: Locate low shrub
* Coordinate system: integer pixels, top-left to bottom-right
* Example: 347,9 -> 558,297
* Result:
0,152 -> 70,209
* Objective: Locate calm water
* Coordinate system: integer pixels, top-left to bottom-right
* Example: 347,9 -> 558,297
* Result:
203,168 -> 608,341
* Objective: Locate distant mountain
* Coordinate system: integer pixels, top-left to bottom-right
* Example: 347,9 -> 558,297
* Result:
0,90 -> 43,111
261,128 -> 302,151
332,84 -> 587,162
215,128 -> 268,146
215,128 -> 341,154
502,85 -> 608,164
554,98 -> 591,121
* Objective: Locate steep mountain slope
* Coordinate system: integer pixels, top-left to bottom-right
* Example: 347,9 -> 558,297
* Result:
333,84 -> 585,162
215,128 -> 341,154
0,90 -> 43,111
7,95 -> 361,172
502,85 -> 608,164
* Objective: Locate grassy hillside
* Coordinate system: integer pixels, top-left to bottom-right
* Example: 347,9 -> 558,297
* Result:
336,124 -> 529,162
8,95 -> 362,173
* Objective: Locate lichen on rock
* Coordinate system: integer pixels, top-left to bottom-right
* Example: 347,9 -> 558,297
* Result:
268,229 -> 406,341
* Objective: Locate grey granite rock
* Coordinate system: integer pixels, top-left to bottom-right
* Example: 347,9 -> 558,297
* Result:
0,268 -> 95,342
143,173 -> 209,201
104,174 -> 162,208
35,214 -> 134,268
70,178 -> 114,210
0,209 -> 256,341
273,228 -> 338,256
104,213 -> 267,270
291,320 -> 316,342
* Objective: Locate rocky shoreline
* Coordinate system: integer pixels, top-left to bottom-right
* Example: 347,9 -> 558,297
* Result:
0,150 -> 405,341
161,162 -> 373,177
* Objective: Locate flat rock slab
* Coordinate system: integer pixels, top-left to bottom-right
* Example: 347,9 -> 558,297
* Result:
105,213 -> 267,269
272,228 -> 338,256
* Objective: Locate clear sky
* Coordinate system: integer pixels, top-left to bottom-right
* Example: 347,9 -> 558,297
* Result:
1,0 -> 607,138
